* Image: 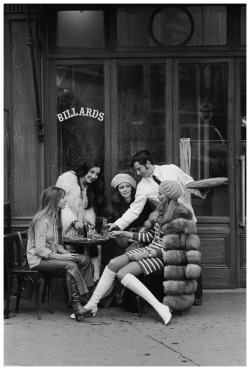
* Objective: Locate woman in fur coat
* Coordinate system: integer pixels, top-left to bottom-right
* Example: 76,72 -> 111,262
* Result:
56,159 -> 106,283
80,180 -> 199,325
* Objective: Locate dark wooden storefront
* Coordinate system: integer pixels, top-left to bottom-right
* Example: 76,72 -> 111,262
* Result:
4,4 -> 246,289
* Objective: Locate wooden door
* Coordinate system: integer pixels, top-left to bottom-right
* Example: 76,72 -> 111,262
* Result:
175,59 -> 236,288
235,60 -> 246,288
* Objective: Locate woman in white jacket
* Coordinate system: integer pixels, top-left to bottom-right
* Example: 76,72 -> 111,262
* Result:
56,159 -> 106,283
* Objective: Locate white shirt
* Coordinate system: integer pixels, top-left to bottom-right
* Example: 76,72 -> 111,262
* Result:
115,164 -> 196,230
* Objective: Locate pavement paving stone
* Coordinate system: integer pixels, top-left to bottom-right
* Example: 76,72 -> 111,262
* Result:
4,289 -> 246,367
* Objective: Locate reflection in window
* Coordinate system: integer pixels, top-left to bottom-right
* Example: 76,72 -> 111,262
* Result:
56,11 -> 105,48
187,6 -> 227,46
117,64 -> 166,174
56,65 -> 104,172
179,63 -> 228,216
117,5 -> 227,47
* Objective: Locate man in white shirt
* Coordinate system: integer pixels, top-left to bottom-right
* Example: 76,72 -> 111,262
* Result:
108,149 -> 206,306
108,150 -> 206,231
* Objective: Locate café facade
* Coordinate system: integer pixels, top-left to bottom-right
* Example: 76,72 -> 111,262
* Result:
4,4 -> 246,289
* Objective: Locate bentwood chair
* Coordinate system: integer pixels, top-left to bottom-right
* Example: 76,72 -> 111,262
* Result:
4,232 -> 53,320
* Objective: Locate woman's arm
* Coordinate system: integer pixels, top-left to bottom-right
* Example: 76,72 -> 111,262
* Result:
109,228 -> 154,244
34,221 -> 53,260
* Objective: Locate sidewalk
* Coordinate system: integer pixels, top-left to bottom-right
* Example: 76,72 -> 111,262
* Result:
4,289 -> 246,367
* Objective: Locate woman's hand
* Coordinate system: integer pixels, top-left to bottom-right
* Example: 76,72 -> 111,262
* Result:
129,251 -> 149,261
74,221 -> 83,230
109,230 -> 122,238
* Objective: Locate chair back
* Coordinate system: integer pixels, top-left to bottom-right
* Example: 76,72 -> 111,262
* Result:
4,232 -> 28,272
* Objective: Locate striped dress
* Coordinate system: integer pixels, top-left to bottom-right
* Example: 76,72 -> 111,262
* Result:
126,222 -> 164,276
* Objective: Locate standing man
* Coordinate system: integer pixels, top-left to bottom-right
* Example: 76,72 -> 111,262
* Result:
108,149 -> 207,305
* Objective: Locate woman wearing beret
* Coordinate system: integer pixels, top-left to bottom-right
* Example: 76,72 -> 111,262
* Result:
105,173 -> 152,256
82,180 -> 201,325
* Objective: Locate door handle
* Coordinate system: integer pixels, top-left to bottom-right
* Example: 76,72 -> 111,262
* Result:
239,155 -> 246,227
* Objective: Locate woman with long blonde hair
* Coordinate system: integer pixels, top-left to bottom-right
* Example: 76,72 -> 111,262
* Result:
27,186 -> 93,321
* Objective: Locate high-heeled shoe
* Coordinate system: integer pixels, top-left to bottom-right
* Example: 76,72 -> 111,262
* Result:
74,308 -> 92,322
70,304 -> 98,319
84,303 -> 98,317
156,303 -> 172,325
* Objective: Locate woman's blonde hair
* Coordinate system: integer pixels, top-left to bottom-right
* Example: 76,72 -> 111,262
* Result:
29,186 -> 65,231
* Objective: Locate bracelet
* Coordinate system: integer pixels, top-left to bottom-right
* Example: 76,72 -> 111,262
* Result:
148,250 -> 152,258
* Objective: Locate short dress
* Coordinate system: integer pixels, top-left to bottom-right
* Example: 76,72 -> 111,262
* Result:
126,223 -> 164,276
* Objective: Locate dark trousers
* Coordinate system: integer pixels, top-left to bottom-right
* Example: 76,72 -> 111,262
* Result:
34,256 -> 92,297
195,274 -> 203,299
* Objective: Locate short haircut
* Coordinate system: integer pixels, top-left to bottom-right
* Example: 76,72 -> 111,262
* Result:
130,150 -> 154,168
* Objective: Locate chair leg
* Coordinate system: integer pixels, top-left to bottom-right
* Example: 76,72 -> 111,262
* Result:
137,296 -> 145,317
15,277 -> 23,313
4,275 -> 13,319
34,275 -> 42,320
46,278 -> 54,314
42,280 -> 47,303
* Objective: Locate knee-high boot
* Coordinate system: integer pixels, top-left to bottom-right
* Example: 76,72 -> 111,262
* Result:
83,266 -> 116,316
70,276 -> 92,322
121,273 -> 172,325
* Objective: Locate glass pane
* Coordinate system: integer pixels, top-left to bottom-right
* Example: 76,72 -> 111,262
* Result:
117,64 -> 166,174
187,6 -> 227,46
240,63 -> 246,225
179,63 -> 228,217
56,11 -> 105,48
117,7 -> 156,47
150,6 -> 194,47
240,6 -> 246,46
56,65 -> 104,171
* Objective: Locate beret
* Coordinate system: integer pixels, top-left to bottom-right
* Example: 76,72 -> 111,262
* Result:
111,174 -> 136,189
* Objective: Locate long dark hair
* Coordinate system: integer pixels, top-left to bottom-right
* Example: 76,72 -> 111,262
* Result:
107,185 -> 136,219
74,159 -> 106,214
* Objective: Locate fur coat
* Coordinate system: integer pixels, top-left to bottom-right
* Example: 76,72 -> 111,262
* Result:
162,204 -> 201,311
143,201 -> 201,311
56,171 -> 96,237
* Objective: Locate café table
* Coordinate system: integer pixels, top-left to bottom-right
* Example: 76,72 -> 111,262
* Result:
63,236 -> 110,257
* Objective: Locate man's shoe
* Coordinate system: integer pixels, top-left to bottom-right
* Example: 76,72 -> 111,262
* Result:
193,298 -> 202,306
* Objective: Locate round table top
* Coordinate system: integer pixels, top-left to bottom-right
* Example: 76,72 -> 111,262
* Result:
63,237 -> 110,246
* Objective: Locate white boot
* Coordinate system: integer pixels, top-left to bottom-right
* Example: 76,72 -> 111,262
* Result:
121,273 -> 172,325
83,266 -> 116,316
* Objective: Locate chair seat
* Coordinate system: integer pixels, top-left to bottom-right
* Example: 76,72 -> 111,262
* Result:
4,232 -> 53,320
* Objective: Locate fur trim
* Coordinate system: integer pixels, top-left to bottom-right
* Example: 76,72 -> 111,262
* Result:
186,264 -> 201,280
162,219 -> 197,236
172,204 -> 193,221
56,171 -> 96,233
186,250 -> 201,265
162,250 -> 187,265
162,235 -> 180,250
186,234 -> 200,251
163,293 -> 195,311
163,279 -> 197,295
164,265 -> 186,280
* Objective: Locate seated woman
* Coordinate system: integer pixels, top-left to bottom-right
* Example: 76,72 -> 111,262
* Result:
104,173 -> 152,260
27,186 -> 93,321
55,158 -> 106,283
83,180 -> 189,325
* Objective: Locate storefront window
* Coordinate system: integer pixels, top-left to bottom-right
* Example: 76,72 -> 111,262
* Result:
56,11 -> 105,48
117,5 -> 226,47
179,63 -> 228,217
56,65 -> 105,171
117,64 -> 166,172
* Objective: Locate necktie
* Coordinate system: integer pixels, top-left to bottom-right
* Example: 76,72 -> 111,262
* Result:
152,175 -> 161,185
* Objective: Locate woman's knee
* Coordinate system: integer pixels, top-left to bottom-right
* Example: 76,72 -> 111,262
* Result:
116,269 -> 127,281
107,257 -> 120,272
